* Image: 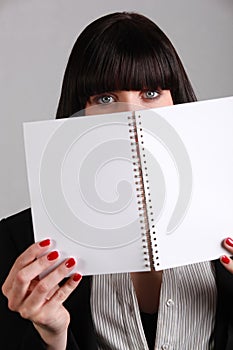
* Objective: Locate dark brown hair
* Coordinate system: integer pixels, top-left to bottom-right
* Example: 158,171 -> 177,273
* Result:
56,12 -> 196,119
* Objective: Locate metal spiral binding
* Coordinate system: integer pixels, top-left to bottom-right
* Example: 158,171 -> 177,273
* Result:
127,113 -> 151,269
134,114 -> 160,270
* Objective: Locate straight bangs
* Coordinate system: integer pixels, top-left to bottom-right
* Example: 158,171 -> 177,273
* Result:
56,12 -> 197,119
73,15 -> 179,111
78,39 -> 173,106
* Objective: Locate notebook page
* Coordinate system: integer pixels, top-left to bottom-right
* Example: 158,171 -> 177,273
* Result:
23,111 -> 151,275
136,96 -> 233,270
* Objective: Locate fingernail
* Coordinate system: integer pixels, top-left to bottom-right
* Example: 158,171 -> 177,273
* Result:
39,239 -> 51,247
221,255 -> 230,264
73,273 -> 82,282
65,257 -> 76,268
226,237 -> 233,247
47,251 -> 59,261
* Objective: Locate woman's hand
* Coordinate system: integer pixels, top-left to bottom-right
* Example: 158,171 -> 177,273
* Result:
1,239 -> 82,350
220,237 -> 233,273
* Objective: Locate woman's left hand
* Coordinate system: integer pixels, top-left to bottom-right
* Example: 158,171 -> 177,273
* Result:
220,237 -> 233,272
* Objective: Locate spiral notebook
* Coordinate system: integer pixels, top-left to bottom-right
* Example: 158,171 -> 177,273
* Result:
23,96 -> 233,275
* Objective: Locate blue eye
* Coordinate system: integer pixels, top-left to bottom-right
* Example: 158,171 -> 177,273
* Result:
143,91 -> 159,99
98,95 -> 115,104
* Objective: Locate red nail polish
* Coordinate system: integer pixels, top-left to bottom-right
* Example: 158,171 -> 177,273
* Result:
73,273 -> 82,282
65,257 -> 76,268
221,255 -> 230,264
226,238 -> 233,247
47,251 -> 59,261
39,239 -> 51,247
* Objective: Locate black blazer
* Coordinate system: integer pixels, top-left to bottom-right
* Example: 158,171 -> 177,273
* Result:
0,208 -> 233,350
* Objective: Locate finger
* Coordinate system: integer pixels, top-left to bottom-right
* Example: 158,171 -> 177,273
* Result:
20,273 -> 82,324
220,255 -> 233,273
2,238 -> 52,295
222,237 -> 233,254
47,272 -> 82,305
44,285 -> 60,301
5,250 -> 60,311
26,257 -> 78,308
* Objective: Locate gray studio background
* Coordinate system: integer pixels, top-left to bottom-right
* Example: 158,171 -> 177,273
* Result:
1,0 -> 233,219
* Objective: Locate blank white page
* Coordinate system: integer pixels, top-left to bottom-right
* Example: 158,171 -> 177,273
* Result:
136,96 -> 233,270
23,111 -> 150,276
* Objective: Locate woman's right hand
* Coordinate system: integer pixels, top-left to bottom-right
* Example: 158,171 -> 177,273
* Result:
1,239 -> 82,350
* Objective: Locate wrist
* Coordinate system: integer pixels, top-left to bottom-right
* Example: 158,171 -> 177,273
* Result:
45,331 -> 68,350
33,323 -> 68,350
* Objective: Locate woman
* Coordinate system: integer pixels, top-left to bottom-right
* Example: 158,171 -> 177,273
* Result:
1,11 -> 233,350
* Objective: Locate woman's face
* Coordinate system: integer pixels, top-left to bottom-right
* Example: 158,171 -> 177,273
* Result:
85,89 -> 173,115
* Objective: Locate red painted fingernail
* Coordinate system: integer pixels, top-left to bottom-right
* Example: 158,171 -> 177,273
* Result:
73,273 -> 82,282
226,238 -> 233,247
65,257 -> 76,268
221,255 -> 230,264
39,239 -> 51,247
47,251 -> 59,261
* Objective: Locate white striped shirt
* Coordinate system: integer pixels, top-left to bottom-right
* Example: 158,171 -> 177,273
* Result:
90,261 -> 217,350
